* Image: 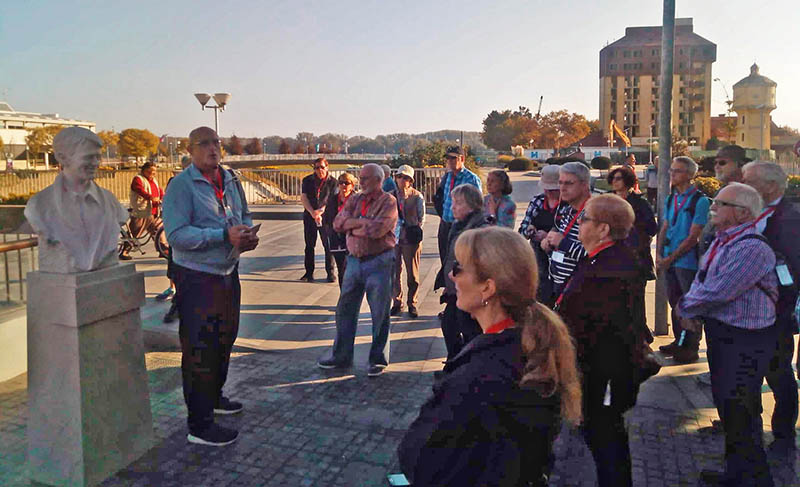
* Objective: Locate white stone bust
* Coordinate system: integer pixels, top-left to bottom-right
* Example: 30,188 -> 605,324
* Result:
24,127 -> 129,273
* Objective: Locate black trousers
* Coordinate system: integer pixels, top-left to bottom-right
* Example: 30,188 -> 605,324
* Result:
705,317 -> 775,486
440,296 -> 482,361
765,325 -> 798,442
437,220 -> 452,265
303,213 -> 333,276
174,264 -> 241,434
332,251 -> 347,289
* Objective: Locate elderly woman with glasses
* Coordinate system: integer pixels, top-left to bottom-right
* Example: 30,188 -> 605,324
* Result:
555,194 -> 644,487
435,184 -> 489,360
322,172 -> 358,288
399,227 -> 581,487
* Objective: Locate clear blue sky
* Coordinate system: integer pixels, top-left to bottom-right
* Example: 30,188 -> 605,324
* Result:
2,0 -> 798,138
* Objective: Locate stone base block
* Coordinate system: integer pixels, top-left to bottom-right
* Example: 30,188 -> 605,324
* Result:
27,263 -> 154,487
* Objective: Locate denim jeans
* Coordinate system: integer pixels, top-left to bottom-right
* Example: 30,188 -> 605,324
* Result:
329,250 -> 394,366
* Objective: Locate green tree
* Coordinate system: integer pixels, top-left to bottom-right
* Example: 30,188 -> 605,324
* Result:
26,125 -> 63,162
97,130 -> 119,158
118,128 -> 159,160
244,138 -> 263,155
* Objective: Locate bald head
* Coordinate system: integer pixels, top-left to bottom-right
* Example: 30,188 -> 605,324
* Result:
187,126 -> 221,174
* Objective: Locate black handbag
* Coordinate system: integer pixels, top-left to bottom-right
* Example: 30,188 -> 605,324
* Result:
405,225 -> 423,245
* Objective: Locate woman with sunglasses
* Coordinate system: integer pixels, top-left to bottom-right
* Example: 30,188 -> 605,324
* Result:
436,183 -> 489,361
399,226 -> 581,487
557,194 -> 643,487
322,172 -> 357,288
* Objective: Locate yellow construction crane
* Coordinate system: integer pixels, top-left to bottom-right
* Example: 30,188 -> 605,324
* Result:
609,119 -> 631,147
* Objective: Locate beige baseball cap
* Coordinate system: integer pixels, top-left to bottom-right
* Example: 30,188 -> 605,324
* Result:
395,164 -> 415,181
540,164 -> 560,190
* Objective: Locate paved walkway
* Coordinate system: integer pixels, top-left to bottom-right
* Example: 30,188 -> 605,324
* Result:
1,171 -> 798,486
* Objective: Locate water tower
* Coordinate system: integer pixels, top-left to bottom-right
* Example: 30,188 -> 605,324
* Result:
731,63 -> 776,153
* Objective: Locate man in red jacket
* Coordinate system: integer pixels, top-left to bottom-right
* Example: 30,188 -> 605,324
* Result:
120,161 -> 165,260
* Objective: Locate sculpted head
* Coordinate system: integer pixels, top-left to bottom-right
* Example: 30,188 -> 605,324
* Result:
54,127 -> 103,186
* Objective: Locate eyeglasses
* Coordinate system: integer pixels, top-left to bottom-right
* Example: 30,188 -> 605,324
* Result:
579,214 -> 598,223
714,159 -> 729,166
314,165 -> 327,170
668,168 -> 687,174
193,138 -> 221,148
712,198 -> 747,209
338,181 -> 352,186
452,260 -> 463,276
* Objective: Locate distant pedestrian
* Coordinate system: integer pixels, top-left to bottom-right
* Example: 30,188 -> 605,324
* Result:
541,162 -> 591,305
519,164 -> 561,301
300,157 -> 337,282
436,184 -> 488,360
322,172 -> 357,288
119,161 -> 165,260
399,227 -> 581,487
433,146 -> 481,266
742,161 -> 800,458
484,169 -> 516,228
656,156 -> 710,364
390,165 -> 425,319
679,183 -> 777,486
163,126 -> 258,447
318,163 -> 398,377
645,156 -> 658,207
622,153 -> 641,192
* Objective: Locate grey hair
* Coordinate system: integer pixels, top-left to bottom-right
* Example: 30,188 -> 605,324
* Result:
742,160 -> 788,192
361,163 -> 384,180
451,184 -> 483,211
672,156 -> 698,177
559,162 -> 590,184
726,182 -> 764,217
380,164 -> 392,178
53,127 -> 102,166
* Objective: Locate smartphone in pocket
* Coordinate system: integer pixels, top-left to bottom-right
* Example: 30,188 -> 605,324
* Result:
387,473 -> 410,486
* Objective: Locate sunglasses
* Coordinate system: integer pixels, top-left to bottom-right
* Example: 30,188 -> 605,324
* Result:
452,260 -> 463,276
338,181 -> 352,186
712,198 -> 747,209
714,160 -> 728,167
314,165 -> 327,170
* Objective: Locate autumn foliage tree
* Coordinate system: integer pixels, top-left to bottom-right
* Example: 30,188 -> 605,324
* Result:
244,138 -> 263,155
226,135 -> 244,155
481,107 -> 592,152
118,128 -> 159,160
26,125 -> 64,163
97,130 -> 119,158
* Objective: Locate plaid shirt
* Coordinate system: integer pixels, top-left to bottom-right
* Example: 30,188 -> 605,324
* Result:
518,194 -> 547,238
678,222 -> 777,330
440,168 -> 482,223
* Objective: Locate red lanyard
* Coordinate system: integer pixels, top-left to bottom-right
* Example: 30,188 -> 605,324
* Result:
543,196 -> 559,214
703,225 -> 754,271
360,195 -> 373,217
338,192 -> 351,213
449,172 -> 457,192
203,168 -> 224,204
561,199 -> 587,236
555,242 -> 614,307
755,205 -> 777,226
317,175 -> 327,200
673,187 -> 697,218
485,317 -> 514,334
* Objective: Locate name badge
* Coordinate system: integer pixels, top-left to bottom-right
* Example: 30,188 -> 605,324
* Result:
776,264 -> 794,286
552,251 -> 565,263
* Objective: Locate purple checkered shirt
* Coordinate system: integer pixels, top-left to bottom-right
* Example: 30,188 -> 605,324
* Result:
678,222 -> 777,330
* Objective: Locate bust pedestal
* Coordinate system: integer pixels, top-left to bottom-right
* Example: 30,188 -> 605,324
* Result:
27,263 -> 154,487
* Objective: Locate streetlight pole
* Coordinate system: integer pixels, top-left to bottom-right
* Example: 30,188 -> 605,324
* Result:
194,93 -> 231,135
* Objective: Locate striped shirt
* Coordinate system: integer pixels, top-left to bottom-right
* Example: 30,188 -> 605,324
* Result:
678,223 -> 777,330
548,201 -> 588,285
440,168 -> 482,223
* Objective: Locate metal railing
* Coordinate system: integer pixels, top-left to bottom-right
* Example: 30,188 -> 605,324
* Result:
235,167 -> 447,205
0,233 -> 38,304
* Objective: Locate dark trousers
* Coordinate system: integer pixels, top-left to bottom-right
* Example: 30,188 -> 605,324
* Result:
765,326 -> 798,442
440,296 -> 482,360
705,317 -> 775,486
303,213 -> 333,276
332,251 -> 347,289
666,266 -> 700,350
582,408 -> 632,487
437,220 -> 452,265
175,264 -> 241,434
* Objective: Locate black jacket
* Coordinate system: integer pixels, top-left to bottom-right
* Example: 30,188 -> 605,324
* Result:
558,244 -> 643,413
624,192 -> 658,281
435,210 -> 490,295
398,328 -> 561,487
763,198 -> 800,334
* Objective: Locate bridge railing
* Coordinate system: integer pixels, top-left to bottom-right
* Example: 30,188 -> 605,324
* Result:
235,167 -> 447,205
223,153 -> 396,163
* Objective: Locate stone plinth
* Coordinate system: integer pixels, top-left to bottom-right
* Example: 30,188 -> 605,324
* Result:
27,263 -> 154,487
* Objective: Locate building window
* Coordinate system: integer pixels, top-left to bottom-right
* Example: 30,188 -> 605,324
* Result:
623,50 -> 630,58
651,49 -> 659,56
651,62 -> 657,69
742,116 -> 745,125
742,133 -> 745,141
679,48 -> 684,55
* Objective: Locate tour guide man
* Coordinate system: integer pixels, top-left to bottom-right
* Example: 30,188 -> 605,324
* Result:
318,163 -> 398,377
300,157 -> 337,282
163,126 -> 259,447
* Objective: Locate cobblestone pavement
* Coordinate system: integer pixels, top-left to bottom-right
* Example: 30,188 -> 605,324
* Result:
2,174 -> 799,486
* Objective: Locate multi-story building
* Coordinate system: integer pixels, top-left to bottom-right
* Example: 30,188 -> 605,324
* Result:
0,101 -> 96,167
731,64 -> 776,153
599,18 -> 716,147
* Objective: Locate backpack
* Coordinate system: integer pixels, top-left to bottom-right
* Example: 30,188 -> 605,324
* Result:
665,188 -> 705,226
